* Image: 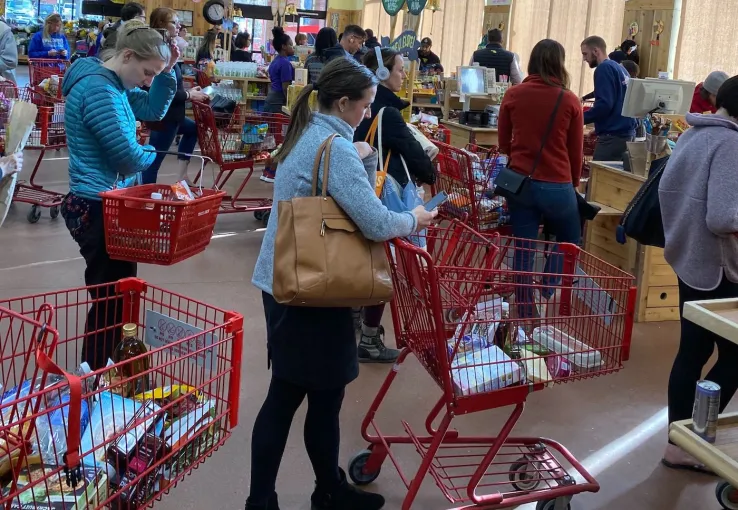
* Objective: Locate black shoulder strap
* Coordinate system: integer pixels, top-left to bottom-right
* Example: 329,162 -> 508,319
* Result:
530,88 -> 565,178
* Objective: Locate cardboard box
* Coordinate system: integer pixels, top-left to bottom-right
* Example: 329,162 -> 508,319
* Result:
451,345 -> 521,396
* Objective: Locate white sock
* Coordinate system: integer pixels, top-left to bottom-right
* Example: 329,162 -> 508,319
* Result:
176,159 -> 189,182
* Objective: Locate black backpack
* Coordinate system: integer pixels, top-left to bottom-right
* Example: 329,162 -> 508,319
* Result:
616,156 -> 669,248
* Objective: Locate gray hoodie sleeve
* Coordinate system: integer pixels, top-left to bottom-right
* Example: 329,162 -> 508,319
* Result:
0,25 -> 17,76
706,139 -> 738,235
322,137 -> 416,242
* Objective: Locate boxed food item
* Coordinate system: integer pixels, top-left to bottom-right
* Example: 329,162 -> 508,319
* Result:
532,326 -> 602,371
519,347 -> 552,385
2,464 -> 107,509
451,345 -> 521,396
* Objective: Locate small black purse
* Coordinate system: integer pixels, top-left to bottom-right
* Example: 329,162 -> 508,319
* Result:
494,88 -> 565,198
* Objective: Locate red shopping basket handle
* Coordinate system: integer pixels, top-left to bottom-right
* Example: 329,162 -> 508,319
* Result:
35,348 -> 83,488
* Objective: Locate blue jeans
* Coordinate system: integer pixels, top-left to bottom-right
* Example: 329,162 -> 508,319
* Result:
141,117 -> 198,185
507,180 -> 581,318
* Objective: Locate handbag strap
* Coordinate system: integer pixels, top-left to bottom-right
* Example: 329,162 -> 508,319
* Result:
374,108 -> 393,197
529,88 -> 565,179
311,134 -> 338,197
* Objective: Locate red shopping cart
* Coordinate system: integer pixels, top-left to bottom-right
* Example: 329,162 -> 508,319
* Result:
1,86 -> 67,223
349,221 -> 637,510
28,59 -> 70,99
0,278 -> 243,509
191,102 -> 289,225
432,141 -> 509,233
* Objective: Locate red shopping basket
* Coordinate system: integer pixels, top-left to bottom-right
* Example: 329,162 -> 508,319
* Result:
0,278 -> 243,509
350,222 -> 637,509
99,184 -> 225,265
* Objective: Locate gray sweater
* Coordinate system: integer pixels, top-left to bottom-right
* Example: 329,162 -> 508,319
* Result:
252,112 -> 417,295
659,112 -> 738,291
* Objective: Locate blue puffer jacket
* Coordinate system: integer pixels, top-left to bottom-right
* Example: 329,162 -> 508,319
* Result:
62,58 -> 177,201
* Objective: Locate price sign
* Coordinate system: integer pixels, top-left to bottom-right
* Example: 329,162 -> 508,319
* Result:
381,0 -> 405,16
407,0 -> 427,15
144,310 -> 218,368
380,30 -> 420,61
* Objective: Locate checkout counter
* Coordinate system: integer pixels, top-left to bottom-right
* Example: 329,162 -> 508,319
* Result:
585,161 -> 678,322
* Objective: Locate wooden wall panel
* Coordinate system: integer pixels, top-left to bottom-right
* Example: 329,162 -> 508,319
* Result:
675,0 -> 738,83
547,0 -> 589,100
508,0 -> 550,78
579,0 -> 626,96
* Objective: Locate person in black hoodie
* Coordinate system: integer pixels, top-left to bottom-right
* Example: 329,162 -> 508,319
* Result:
142,8 -> 209,184
353,47 -> 436,363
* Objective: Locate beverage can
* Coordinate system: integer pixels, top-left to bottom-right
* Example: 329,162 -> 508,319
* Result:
692,380 -> 720,443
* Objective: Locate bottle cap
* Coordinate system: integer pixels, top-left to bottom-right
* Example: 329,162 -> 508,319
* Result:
122,323 -> 137,338
150,192 -> 163,200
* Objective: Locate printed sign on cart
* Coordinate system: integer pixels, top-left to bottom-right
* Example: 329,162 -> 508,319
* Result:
381,0 -> 405,16
144,310 -> 218,368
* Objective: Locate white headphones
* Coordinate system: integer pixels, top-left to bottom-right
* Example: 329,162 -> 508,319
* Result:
374,46 -> 390,81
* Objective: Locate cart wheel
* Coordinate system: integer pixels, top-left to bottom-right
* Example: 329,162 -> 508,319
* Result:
348,450 -> 381,486
254,210 -> 265,221
49,206 -> 59,220
716,481 -> 738,509
27,205 -> 41,224
509,458 -> 542,492
261,211 -> 271,227
536,499 -> 571,510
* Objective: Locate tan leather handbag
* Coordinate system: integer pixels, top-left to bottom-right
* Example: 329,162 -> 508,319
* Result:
272,135 -> 394,308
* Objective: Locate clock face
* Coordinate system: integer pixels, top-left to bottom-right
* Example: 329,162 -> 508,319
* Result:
203,0 -> 226,24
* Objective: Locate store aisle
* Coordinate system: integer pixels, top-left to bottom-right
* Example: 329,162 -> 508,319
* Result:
0,153 -> 727,510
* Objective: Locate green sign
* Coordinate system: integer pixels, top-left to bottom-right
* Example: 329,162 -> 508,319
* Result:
381,0 -> 405,16
406,0 -> 427,15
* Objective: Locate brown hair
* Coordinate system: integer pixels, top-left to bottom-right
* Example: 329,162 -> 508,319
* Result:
42,13 -> 62,41
528,39 -> 570,89
581,35 -> 606,52
149,7 -> 175,30
362,47 -> 401,75
274,58 -> 378,163
198,29 -> 217,58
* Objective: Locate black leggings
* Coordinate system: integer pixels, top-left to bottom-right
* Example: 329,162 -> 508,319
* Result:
248,376 -> 345,504
668,277 -> 738,430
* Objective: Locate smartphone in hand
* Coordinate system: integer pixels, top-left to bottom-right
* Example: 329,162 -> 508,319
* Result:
424,191 -> 448,211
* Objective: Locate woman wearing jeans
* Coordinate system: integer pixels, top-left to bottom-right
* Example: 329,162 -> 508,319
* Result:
248,58 -> 436,510
660,76 -> 738,473
142,8 -> 209,184
497,39 -> 583,318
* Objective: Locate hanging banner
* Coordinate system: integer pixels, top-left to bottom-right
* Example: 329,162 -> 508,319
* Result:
381,30 -> 420,61
406,0 -> 427,15
382,0 -> 405,16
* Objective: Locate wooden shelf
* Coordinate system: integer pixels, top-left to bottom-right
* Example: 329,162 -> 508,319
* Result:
244,95 -> 267,100
586,201 -> 622,217
412,103 -> 443,109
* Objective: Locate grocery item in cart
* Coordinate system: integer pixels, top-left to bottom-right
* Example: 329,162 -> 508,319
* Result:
34,379 -> 91,464
111,433 -> 169,509
532,325 -> 603,371
171,181 -> 195,201
2,463 -> 108,509
81,391 -> 161,471
450,345 -> 522,396
113,324 -> 151,397
692,380 -> 720,443
519,347 -> 552,384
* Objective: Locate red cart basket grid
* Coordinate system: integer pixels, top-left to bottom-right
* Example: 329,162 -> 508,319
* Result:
432,141 -> 510,234
191,101 -> 289,225
0,278 -> 243,509
348,221 -> 637,510
0,84 -> 67,224
28,59 -> 70,99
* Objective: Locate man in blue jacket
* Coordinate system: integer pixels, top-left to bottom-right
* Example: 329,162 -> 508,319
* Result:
581,35 -> 636,162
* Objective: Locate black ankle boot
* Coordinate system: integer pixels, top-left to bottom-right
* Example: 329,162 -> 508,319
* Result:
310,468 -> 385,510
245,492 -> 280,510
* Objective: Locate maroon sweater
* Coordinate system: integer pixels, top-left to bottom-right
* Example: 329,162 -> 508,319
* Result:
498,75 -> 584,186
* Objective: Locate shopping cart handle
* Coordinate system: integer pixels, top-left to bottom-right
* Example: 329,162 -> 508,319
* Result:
62,451 -> 82,488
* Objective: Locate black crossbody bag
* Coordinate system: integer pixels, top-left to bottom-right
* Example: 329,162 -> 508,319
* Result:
494,88 -> 565,198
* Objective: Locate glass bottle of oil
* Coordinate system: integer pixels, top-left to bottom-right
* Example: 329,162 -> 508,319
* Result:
114,324 -> 150,397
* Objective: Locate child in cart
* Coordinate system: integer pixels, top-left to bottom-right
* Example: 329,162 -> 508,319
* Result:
60,22 -> 179,370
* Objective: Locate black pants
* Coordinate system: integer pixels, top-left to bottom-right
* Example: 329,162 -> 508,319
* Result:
248,376 -> 344,504
668,277 -> 738,428
62,194 -> 137,370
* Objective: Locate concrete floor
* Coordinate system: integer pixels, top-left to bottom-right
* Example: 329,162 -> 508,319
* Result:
0,67 -> 731,510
